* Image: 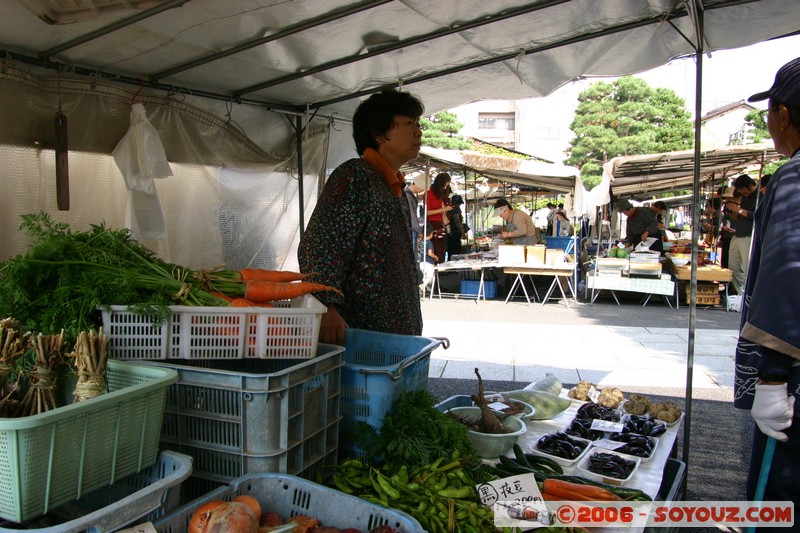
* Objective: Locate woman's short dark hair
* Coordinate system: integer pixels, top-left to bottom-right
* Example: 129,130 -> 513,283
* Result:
352,89 -> 424,155
432,173 -> 451,199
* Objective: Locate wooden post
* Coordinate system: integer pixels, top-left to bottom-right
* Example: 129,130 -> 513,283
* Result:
54,111 -> 69,211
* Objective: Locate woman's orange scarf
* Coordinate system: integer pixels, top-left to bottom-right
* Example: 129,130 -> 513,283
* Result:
362,147 -> 404,198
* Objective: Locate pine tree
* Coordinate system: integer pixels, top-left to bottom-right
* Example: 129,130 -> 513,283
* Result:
565,76 -> 694,189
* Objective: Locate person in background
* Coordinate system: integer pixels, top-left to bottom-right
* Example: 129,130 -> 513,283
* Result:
298,89 -> 424,345
718,187 -> 739,269
734,55 -> 800,507
446,194 -> 466,259
404,174 -> 427,263
494,198 -> 539,245
649,201 -> 668,241
425,172 -> 452,263
760,173 -> 772,195
421,225 -> 438,292
727,174 -> 758,295
553,203 -> 570,236
617,198 -> 663,252
545,202 -> 556,236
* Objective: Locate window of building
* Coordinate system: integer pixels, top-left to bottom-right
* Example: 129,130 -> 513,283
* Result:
478,112 -> 515,130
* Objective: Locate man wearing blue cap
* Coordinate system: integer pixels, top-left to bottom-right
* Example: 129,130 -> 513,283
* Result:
733,57 -> 800,506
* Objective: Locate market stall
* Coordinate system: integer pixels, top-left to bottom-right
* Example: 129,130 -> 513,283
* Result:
2,1 -> 800,531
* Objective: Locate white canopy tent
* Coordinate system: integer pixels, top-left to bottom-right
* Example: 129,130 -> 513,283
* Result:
1,0 -> 800,472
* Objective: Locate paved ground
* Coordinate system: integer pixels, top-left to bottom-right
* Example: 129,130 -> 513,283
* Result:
420,291 -> 741,402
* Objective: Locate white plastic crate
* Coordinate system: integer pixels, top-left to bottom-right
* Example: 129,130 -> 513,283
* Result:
0,451 -> 192,533
629,251 -> 660,264
101,294 -> 326,360
153,473 -> 423,533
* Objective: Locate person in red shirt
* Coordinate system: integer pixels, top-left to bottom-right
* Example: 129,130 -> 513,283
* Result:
425,172 -> 452,263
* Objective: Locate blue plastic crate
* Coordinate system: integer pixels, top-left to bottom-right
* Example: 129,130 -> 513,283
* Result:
546,236 -> 577,253
460,279 -> 497,299
339,329 -> 446,459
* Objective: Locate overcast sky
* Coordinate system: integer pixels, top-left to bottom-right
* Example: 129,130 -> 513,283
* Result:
634,34 -> 800,115
516,35 -> 800,161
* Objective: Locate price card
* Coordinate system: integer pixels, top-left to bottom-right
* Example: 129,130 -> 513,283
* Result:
590,419 -> 624,433
488,401 -> 512,412
592,438 -> 627,451
484,393 -> 505,403
587,386 -> 600,404
477,474 -> 550,530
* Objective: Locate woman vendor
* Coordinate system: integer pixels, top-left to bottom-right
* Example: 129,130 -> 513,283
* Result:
494,198 -> 540,245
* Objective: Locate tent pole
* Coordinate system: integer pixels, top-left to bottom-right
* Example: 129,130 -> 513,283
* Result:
682,0 -> 704,472
296,115 -> 306,237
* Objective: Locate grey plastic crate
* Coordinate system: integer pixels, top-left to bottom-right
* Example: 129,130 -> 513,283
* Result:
144,344 -> 343,488
0,451 -> 192,533
153,473 -> 424,533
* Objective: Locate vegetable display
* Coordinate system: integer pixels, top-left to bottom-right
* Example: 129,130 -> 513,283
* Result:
489,444 -> 652,502
583,452 -> 637,480
575,402 -> 620,422
333,453 -> 495,533
622,414 -> 667,438
534,433 -> 589,460
609,432 -> 657,458
0,213 -> 341,341
564,418 -> 604,441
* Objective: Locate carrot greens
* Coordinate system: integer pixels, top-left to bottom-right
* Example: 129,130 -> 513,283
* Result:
0,212 -> 228,340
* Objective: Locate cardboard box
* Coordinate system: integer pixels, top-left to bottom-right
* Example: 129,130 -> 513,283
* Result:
684,293 -> 721,305
674,265 -> 733,282
545,248 -> 565,265
683,282 -> 719,296
525,245 -> 546,265
498,244 -> 526,265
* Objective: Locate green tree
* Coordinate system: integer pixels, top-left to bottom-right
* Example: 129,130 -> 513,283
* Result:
421,111 -> 473,150
744,108 -> 771,143
565,77 -> 694,189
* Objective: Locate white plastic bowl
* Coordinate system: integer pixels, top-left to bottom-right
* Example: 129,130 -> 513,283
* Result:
447,406 -> 527,459
671,257 -> 689,267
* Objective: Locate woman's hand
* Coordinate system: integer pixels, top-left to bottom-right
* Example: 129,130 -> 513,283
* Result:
319,305 -> 348,345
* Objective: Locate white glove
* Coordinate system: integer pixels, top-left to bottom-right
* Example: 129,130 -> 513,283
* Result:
751,382 -> 796,442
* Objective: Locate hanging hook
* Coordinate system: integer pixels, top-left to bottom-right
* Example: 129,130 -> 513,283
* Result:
131,79 -> 144,104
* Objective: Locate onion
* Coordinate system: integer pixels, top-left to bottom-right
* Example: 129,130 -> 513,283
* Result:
200,501 -> 258,533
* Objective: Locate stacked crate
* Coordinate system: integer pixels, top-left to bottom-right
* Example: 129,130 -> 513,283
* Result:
682,282 -> 722,306
102,295 -> 339,502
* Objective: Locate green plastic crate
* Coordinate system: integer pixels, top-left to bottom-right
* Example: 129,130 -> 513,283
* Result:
0,360 -> 178,523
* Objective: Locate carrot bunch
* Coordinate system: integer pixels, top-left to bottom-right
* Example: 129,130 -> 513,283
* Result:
540,479 -> 622,501
196,267 -> 341,307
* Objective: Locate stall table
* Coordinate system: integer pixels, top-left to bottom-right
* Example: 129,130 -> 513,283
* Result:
517,398 -> 685,532
502,263 -> 578,308
428,259 -> 499,302
587,272 -> 675,307
670,264 -> 733,310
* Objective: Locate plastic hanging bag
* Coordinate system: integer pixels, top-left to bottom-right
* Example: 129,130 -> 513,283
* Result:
113,103 -> 172,240
112,103 -> 173,192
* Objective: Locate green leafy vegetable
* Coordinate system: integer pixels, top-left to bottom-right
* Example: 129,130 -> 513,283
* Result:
0,212 -> 227,340
367,390 -> 484,478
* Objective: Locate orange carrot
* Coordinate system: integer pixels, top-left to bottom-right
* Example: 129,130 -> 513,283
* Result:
542,479 -> 621,501
244,281 -> 342,303
210,291 -> 234,303
231,298 -> 274,308
239,268 -> 312,283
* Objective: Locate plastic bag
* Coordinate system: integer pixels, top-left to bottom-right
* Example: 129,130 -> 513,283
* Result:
112,103 -> 173,193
